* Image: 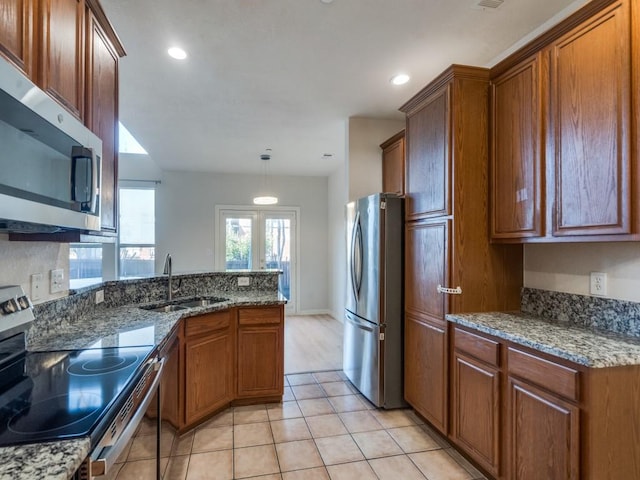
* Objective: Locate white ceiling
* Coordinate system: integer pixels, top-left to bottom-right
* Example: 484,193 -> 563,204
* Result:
101,0 -> 587,177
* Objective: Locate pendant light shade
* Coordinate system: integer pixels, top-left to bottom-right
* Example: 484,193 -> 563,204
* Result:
253,151 -> 278,205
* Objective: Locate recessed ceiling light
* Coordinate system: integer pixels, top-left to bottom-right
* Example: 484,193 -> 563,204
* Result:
320,0 -> 334,3
390,73 -> 410,85
167,47 -> 187,60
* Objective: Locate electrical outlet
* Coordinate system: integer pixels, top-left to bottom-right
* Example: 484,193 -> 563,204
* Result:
237,277 -> 250,287
95,290 -> 104,304
31,273 -> 44,301
590,272 -> 607,296
50,268 -> 65,294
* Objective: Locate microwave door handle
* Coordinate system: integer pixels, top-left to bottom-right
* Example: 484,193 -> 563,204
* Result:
90,148 -> 99,213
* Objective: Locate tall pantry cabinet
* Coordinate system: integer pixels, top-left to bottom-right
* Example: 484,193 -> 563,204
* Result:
400,66 -> 522,435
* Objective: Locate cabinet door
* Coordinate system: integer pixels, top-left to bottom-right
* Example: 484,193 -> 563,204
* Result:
0,0 -> 34,77
405,85 -> 450,220
508,377 -> 579,480
452,352 -> 501,477
381,133 -> 405,196
549,0 -> 631,236
185,322 -> 234,425
404,313 -> 447,433
86,11 -> 118,232
405,219 -> 448,319
237,306 -> 284,398
491,54 -> 543,240
40,0 -> 85,118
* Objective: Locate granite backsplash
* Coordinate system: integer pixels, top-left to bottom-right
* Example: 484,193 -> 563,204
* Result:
28,271 -> 280,346
521,287 -> 640,338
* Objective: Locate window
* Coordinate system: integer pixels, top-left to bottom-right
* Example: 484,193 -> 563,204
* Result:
119,188 -> 155,278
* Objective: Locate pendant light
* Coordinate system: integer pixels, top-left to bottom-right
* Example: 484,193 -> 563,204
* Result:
253,150 -> 278,205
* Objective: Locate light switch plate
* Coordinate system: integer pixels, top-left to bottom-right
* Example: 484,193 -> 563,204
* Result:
95,290 -> 105,304
237,277 -> 250,287
50,268 -> 65,293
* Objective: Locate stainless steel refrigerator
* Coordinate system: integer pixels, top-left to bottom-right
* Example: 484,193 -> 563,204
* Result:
344,193 -> 405,409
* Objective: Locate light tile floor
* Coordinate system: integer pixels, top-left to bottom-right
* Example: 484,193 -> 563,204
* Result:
108,371 -> 487,480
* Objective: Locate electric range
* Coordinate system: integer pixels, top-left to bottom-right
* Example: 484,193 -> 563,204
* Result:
0,338 -> 154,447
0,285 -> 164,479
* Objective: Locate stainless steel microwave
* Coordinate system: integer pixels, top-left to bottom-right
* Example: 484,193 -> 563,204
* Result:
0,55 -> 103,234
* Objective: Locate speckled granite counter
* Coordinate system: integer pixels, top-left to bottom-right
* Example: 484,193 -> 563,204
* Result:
0,272 -> 285,480
447,311 -> 640,368
28,291 -> 286,352
0,439 -> 89,480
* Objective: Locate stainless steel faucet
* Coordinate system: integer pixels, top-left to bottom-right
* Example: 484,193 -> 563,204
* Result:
163,253 -> 180,300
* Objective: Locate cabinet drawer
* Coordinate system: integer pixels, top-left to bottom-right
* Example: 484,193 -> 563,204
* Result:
454,327 -> 500,367
185,311 -> 231,337
507,347 -> 579,401
238,306 -> 282,326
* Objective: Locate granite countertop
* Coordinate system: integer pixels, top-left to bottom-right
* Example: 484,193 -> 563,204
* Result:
28,291 -> 286,352
1,290 -> 285,480
447,311 -> 640,368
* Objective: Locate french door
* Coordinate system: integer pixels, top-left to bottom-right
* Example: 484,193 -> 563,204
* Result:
216,207 -> 297,313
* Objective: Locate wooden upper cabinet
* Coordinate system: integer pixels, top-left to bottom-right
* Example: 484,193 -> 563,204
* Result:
490,0 -> 636,242
0,0 -> 34,77
403,85 -> 450,221
491,54 -> 543,240
381,130 -> 405,196
39,0 -> 85,119
86,8 -> 120,232
549,0 -> 631,237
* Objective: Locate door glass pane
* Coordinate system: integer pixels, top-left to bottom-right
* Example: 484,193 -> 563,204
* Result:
225,217 -> 252,270
265,218 -> 290,299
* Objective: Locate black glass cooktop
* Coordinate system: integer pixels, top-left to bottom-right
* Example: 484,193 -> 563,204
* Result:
0,345 -> 153,447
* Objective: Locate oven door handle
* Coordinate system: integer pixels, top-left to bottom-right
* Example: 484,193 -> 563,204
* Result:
90,357 -> 165,477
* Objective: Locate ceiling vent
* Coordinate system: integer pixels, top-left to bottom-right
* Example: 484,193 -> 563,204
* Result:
477,0 -> 504,8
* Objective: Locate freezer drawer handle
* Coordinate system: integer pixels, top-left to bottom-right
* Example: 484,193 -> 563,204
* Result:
437,285 -> 462,295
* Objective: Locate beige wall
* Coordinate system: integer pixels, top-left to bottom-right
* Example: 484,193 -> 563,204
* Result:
0,234 -> 70,303
347,117 -> 405,202
524,242 -> 640,302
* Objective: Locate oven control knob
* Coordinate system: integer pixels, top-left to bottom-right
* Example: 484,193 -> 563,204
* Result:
0,299 -> 18,315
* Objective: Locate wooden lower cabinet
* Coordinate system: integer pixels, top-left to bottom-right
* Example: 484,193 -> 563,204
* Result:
448,324 -> 640,480
405,313 -> 447,433
451,352 -> 501,477
237,306 -> 284,399
184,311 -> 235,425
163,305 -> 284,432
185,311 -> 235,424
508,377 -> 579,480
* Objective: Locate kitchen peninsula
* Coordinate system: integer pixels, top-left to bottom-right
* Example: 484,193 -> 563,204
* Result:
0,270 -> 285,480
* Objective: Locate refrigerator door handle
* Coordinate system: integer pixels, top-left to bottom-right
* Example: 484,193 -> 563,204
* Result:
350,212 -> 363,302
345,311 -> 375,332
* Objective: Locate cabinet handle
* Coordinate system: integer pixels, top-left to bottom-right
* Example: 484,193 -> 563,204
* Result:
437,285 -> 462,295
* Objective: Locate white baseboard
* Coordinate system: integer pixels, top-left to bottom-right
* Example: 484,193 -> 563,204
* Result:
292,309 -> 332,316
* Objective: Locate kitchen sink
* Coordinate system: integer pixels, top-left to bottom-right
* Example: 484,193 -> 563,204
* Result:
143,304 -> 188,313
140,296 -> 228,313
175,297 -> 228,308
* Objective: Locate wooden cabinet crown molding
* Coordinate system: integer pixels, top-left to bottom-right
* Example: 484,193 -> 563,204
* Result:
379,129 -> 405,149
399,65 -> 489,115
490,0 -> 619,78
85,0 -> 125,57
